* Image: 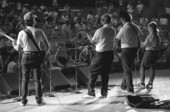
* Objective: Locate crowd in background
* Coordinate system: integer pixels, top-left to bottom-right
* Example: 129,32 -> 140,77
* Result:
0,0 -> 170,74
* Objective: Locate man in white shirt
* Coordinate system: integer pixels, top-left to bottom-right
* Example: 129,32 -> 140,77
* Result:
12,12 -> 49,106
114,11 -> 142,95
84,14 -> 116,98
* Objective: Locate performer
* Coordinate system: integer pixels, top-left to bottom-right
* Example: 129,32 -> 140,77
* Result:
84,14 -> 115,98
12,12 -> 49,106
114,11 -> 142,94
135,21 -> 162,90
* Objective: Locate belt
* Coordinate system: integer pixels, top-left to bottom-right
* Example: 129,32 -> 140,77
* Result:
23,51 -> 40,54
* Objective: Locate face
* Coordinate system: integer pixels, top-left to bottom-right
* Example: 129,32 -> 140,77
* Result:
120,18 -> 124,24
148,25 -> 153,33
101,19 -> 105,25
33,17 -> 37,26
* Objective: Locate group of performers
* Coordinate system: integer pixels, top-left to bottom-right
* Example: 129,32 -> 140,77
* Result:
10,10 -> 162,106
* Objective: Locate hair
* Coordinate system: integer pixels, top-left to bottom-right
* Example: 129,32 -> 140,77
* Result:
25,20 -> 34,26
24,13 -> 35,26
119,11 -> 132,22
102,14 -> 111,24
148,21 -> 158,35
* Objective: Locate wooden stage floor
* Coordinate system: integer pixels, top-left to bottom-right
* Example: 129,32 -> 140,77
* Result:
0,69 -> 170,112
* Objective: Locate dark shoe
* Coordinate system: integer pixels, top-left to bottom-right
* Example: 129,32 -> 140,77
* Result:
146,83 -> 153,90
101,91 -> 108,98
20,99 -> 28,106
36,98 -> 46,106
134,83 -> 145,89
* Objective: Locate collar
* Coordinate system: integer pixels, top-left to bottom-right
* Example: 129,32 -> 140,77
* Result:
103,24 -> 109,27
123,22 -> 130,27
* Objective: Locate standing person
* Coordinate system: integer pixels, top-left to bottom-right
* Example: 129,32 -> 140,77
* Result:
135,21 -> 161,90
136,0 -> 144,17
114,11 -> 142,94
84,14 -> 115,98
12,12 -> 50,106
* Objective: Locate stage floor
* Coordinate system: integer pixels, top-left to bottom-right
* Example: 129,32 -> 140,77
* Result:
0,69 -> 170,112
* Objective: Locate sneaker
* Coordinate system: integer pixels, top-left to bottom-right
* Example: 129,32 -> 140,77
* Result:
117,86 -> 135,96
19,102 -> 26,106
36,99 -> 46,106
146,83 -> 153,90
82,92 -> 95,98
19,99 -> 28,106
134,83 -> 145,89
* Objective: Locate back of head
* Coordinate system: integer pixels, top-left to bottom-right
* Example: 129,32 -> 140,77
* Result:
102,14 -> 111,24
148,21 -> 158,34
24,12 -> 35,26
120,11 -> 132,22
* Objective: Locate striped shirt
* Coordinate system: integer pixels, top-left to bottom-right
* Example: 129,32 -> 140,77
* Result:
143,33 -> 162,50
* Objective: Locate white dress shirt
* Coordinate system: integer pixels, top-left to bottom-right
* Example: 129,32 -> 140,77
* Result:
92,24 -> 116,52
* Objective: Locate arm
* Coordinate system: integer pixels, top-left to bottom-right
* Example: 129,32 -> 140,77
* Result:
86,29 -> 100,45
141,35 -> 150,48
86,33 -> 95,44
12,31 -> 23,51
113,27 -> 124,51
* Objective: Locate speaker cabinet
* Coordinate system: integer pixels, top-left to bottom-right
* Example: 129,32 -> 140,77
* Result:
42,67 -> 71,91
78,66 -> 101,86
0,73 -> 19,95
0,72 -> 43,95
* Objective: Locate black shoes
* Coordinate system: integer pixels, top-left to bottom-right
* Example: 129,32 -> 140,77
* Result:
36,98 -> 46,106
20,98 -> 46,106
20,99 -> 28,106
100,91 -> 108,98
146,83 -> 153,89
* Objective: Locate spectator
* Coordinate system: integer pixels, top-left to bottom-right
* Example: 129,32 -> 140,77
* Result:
136,0 -> 144,17
7,59 -> 17,73
127,2 -> 134,15
87,10 -> 94,25
74,17 -> 82,34
62,19 -> 72,39
1,0 -> 8,8
42,15 -> 55,40
22,4 -> 30,14
64,3 -> 70,13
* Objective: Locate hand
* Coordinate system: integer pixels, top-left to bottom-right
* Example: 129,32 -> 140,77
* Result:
140,42 -> 145,48
12,40 -> 17,47
113,44 -> 121,53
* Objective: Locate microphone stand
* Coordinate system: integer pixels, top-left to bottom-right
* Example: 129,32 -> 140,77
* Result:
134,49 -> 140,85
72,31 -> 81,94
13,47 -> 22,102
45,49 -> 56,97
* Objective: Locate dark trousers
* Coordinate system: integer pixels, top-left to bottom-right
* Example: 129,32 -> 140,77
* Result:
140,50 -> 160,84
88,50 -> 113,95
120,48 -> 138,93
21,52 -> 43,100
